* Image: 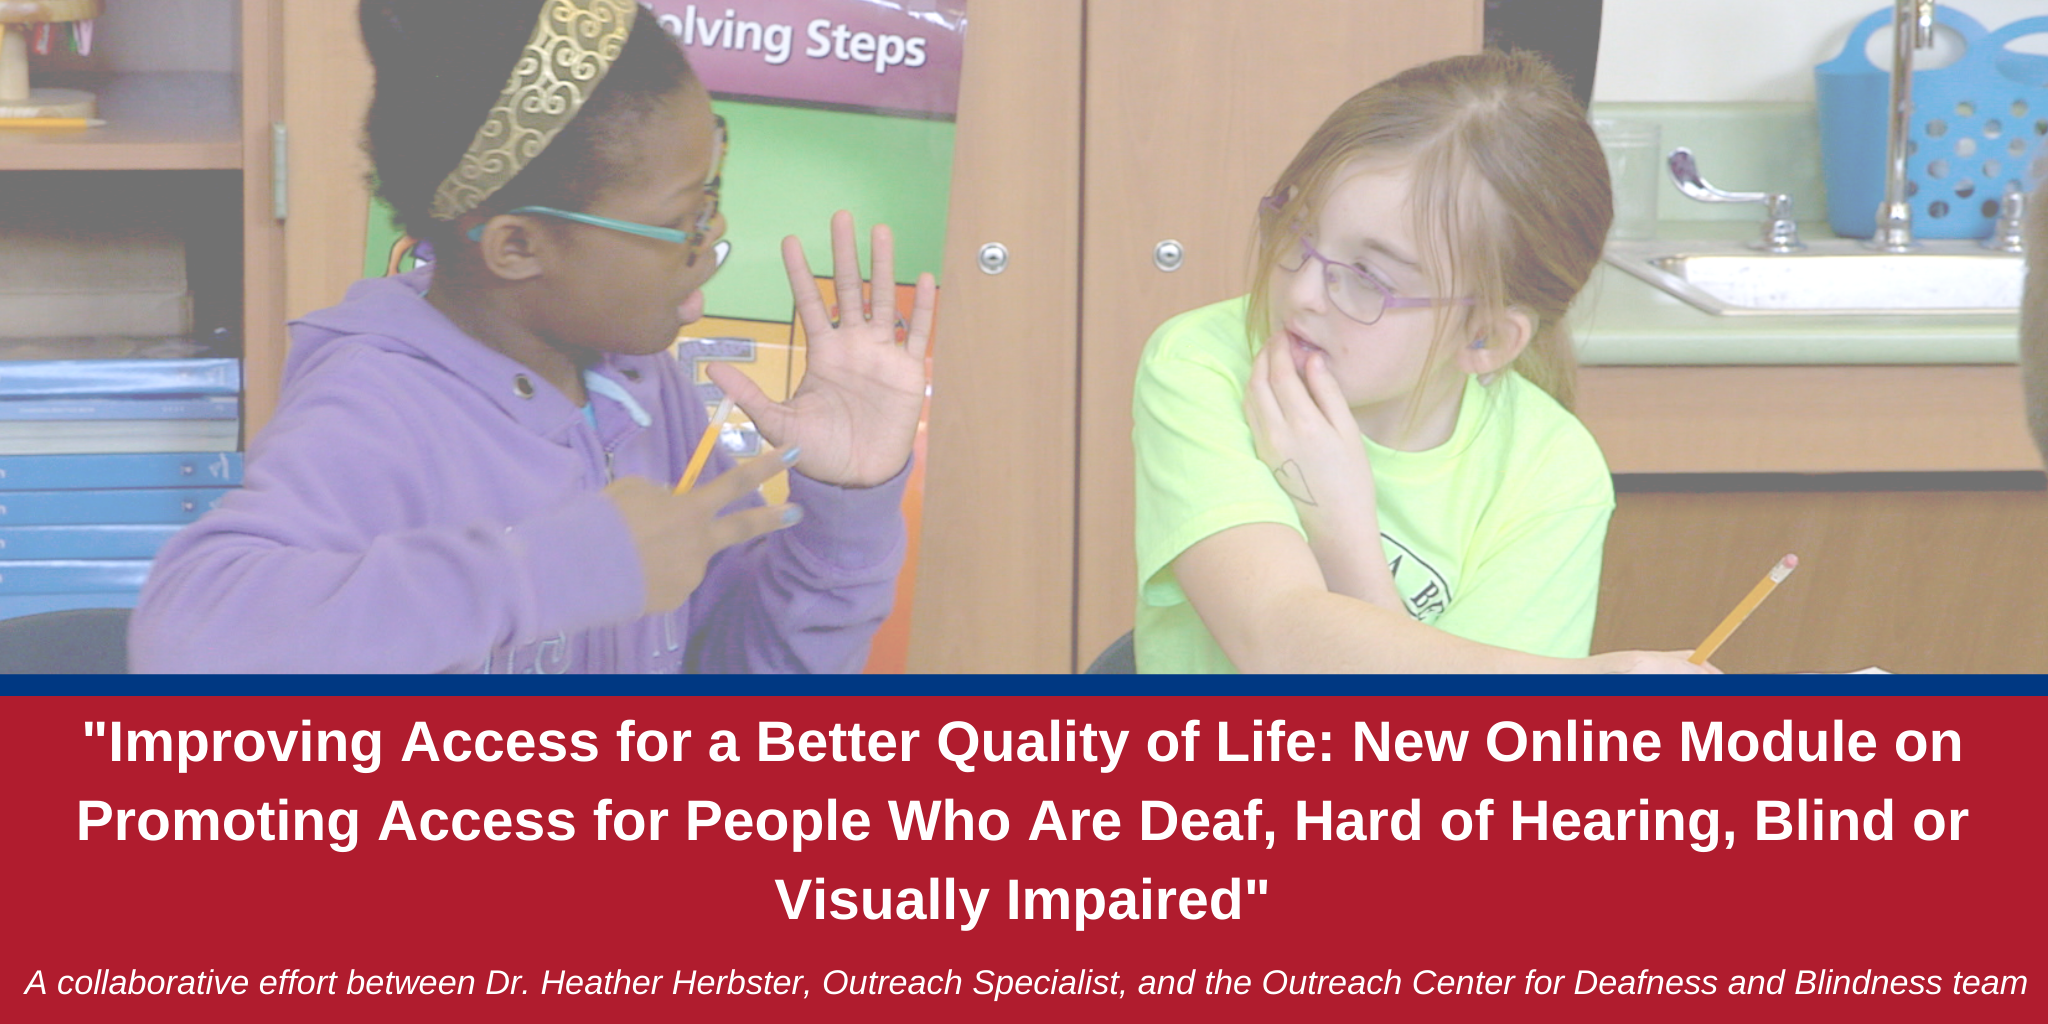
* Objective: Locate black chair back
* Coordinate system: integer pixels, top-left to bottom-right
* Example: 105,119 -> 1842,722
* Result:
1084,630 -> 1136,674
0,608 -> 132,674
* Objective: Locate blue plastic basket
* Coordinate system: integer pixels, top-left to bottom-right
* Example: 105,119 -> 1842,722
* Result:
1817,8 -> 2048,239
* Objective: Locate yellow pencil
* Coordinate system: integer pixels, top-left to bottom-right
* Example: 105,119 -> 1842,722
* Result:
0,118 -> 107,129
674,396 -> 735,494
1690,554 -> 1798,665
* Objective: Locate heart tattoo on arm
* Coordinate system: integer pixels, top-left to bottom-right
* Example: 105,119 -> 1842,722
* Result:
1272,460 -> 1318,506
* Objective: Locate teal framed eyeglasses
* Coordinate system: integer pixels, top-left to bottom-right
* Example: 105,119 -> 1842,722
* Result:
466,115 -> 726,248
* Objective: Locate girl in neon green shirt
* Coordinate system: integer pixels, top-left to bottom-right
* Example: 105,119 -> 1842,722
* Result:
1134,51 -> 1712,674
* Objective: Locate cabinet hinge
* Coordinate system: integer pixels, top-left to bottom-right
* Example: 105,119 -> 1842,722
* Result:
271,122 -> 289,222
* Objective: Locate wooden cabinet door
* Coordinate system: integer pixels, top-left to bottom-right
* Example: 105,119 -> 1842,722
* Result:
1599,487 -> 2048,674
279,0 -> 373,394
1074,1 -> 1482,667
907,0 -> 1084,674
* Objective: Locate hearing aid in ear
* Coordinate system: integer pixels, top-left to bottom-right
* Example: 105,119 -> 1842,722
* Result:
1470,337 -> 1487,349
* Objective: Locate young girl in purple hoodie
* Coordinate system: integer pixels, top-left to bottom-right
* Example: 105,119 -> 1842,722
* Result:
131,0 -> 932,673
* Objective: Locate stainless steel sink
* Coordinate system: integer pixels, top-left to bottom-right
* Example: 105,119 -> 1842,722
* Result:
1603,239 -> 2024,316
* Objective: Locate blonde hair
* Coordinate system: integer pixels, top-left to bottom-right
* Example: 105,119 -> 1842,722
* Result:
1247,50 -> 1611,410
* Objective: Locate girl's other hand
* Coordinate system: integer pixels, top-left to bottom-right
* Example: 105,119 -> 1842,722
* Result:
1246,336 -> 1382,547
1583,650 -> 1722,674
1246,336 -> 1403,609
605,448 -> 800,614
708,210 -> 934,489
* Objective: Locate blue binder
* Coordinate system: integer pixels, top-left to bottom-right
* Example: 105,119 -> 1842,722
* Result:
0,453 -> 243,491
0,524 -> 184,560
0,395 -> 239,420
0,559 -> 152,594
0,489 -> 231,526
0,358 -> 241,397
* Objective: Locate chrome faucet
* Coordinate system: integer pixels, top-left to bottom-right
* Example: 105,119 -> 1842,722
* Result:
1667,147 -> 1804,252
1982,183 -> 2027,253
1871,0 -> 1937,252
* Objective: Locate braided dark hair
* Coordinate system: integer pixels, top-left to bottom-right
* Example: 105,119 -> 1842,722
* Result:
359,0 -> 697,248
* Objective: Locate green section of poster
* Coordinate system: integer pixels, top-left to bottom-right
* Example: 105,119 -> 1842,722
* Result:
362,99 -> 954,316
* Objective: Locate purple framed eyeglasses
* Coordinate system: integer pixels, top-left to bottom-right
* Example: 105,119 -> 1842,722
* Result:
1262,195 -> 1474,325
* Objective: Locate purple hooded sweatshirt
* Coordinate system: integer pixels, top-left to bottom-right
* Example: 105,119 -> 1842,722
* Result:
130,267 -> 907,673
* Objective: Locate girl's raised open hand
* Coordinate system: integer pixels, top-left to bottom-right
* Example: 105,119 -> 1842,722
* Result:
707,211 -> 935,489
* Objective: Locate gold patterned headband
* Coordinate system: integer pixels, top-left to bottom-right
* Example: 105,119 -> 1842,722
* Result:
429,0 -> 639,221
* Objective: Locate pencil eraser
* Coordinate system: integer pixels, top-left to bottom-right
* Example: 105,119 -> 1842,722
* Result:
1768,554 -> 1798,583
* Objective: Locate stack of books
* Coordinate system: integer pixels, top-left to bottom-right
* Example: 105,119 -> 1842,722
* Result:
0,337 -> 243,620
0,186 -> 243,621
0,337 -> 241,454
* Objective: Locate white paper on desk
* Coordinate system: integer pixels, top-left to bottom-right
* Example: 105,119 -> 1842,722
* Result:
1797,667 -> 1894,674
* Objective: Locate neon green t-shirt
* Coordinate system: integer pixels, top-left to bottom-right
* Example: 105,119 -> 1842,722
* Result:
1132,297 -> 1615,673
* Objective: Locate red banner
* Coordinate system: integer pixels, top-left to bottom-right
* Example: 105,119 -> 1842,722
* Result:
4,695 -> 2040,1022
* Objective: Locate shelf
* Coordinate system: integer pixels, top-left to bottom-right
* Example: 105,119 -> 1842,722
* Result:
0,73 -> 241,170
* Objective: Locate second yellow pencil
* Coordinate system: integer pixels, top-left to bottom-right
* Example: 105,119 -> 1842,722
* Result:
1689,554 -> 1798,665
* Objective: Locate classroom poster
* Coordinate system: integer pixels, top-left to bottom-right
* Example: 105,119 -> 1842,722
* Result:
363,0 -> 967,673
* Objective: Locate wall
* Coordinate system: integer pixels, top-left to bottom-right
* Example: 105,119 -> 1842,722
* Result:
1594,0 -> 2046,103
30,0 -> 237,74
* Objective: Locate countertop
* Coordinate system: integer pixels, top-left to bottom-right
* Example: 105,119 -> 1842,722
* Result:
1572,220 -> 2021,366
